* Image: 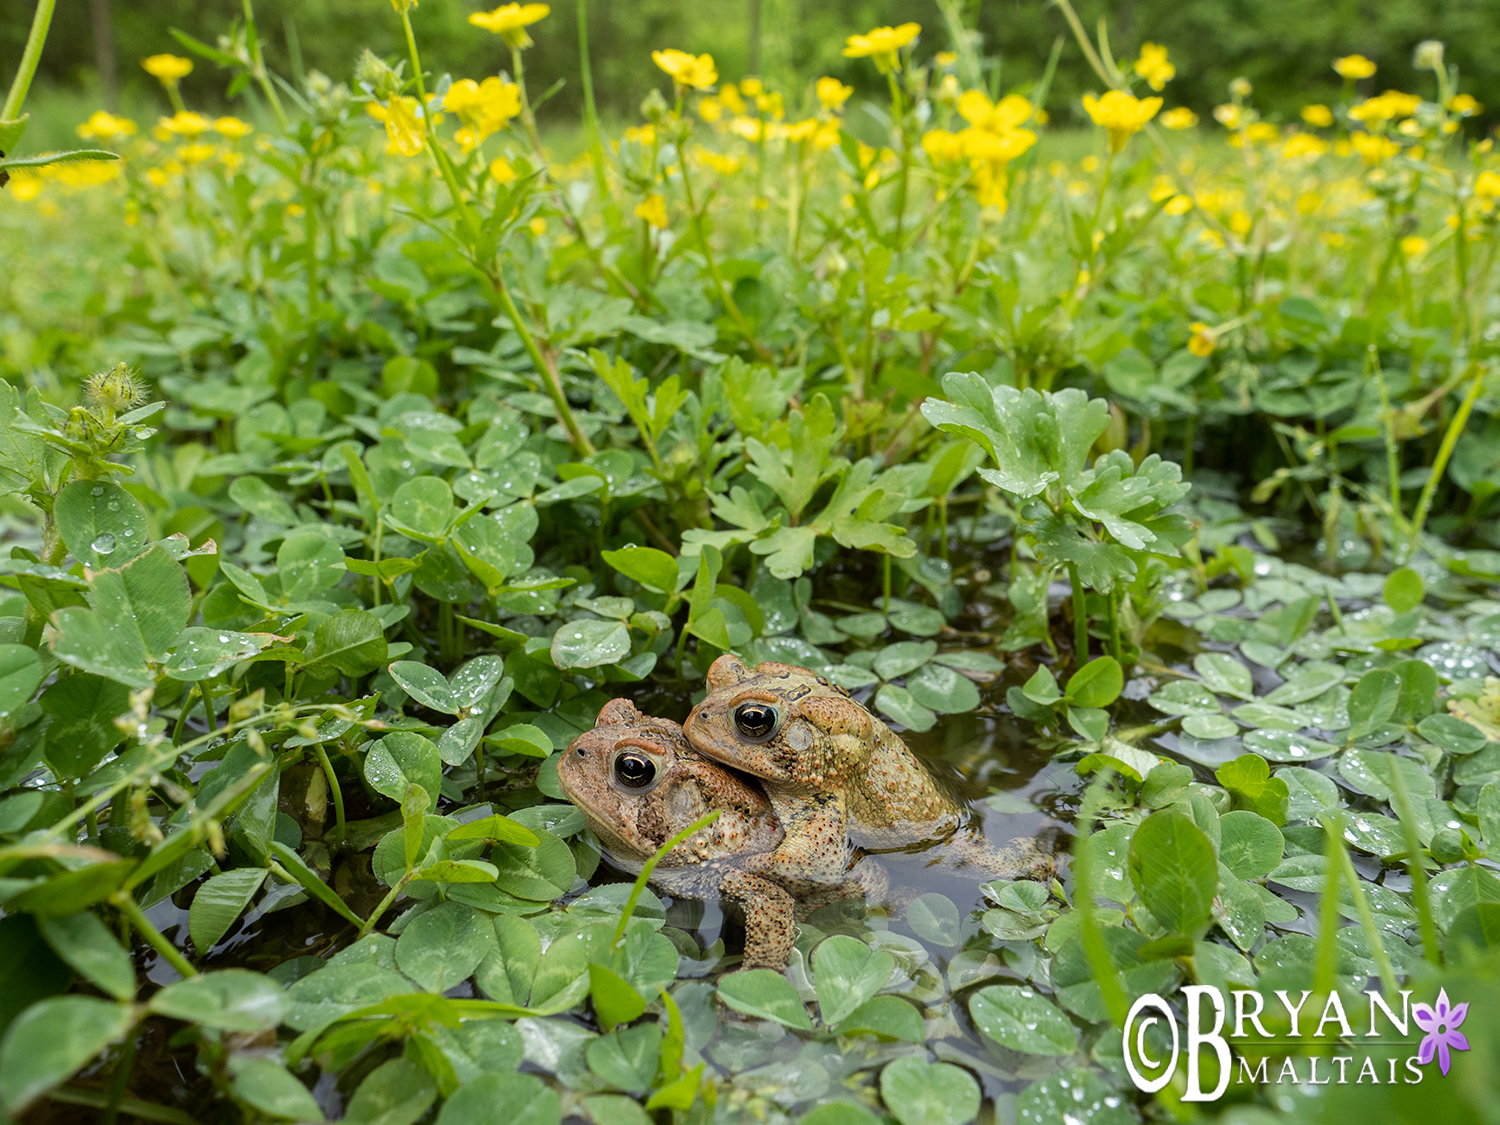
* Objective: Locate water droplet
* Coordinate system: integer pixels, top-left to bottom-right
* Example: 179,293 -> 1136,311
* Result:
92,533 -> 116,555
91,485 -> 105,496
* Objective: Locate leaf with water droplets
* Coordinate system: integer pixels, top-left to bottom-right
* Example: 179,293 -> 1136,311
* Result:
53,480 -> 150,569
969,985 -> 1078,1055
166,627 -> 281,681
0,645 -> 43,719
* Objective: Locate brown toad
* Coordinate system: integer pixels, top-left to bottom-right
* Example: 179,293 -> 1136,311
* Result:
558,698 -> 799,969
683,656 -> 1055,890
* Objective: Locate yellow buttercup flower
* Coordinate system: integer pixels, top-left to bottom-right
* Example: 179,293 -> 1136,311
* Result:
366,97 -> 426,156
739,78 -> 764,97
652,49 -> 718,91
179,142 -> 217,164
696,147 -> 742,174
842,23 -> 920,73
1474,171 -> 1500,200
1301,104 -> 1334,128
76,111 -> 138,141
444,77 -> 521,150
958,91 -> 1032,132
921,128 -> 964,164
214,116 -> 253,140
142,54 -> 193,86
816,77 -> 853,111
1081,90 -> 1162,152
935,51 -> 957,67
490,157 -> 517,184
1281,132 -> 1329,160
1165,194 -> 1192,216
1296,191 -> 1322,215
1334,54 -> 1376,80
1350,90 -> 1422,125
157,111 -> 210,138
1400,235 -> 1428,257
1160,107 -> 1198,130
636,193 -> 668,229
780,119 -> 819,144
698,96 -> 723,122
468,4 -> 550,49
1213,104 -> 1241,129
1350,130 -> 1398,164
1188,323 -> 1216,356
719,84 -> 745,114
1134,43 -> 1175,91
1448,94 -> 1482,117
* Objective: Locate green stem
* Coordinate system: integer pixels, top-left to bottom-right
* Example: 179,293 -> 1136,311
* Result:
115,892 -> 198,979
882,554 -> 892,615
679,156 -> 769,359
1406,360 -> 1484,561
101,1030 -> 138,1125
1369,345 -> 1402,528
491,272 -> 594,454
241,0 -> 289,131
1311,818 -> 1344,1000
575,0 -> 608,198
398,6 -> 478,240
1067,561 -> 1088,660
1387,760 -> 1441,964
314,744 -> 345,847
197,681 -> 215,733
1327,812 -> 1400,996
3,0 -> 58,122
358,871 -> 416,939
614,811 -> 720,947
1074,774 -> 1127,1025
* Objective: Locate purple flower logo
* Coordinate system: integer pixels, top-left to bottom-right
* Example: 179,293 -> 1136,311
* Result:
1413,988 -> 1470,1075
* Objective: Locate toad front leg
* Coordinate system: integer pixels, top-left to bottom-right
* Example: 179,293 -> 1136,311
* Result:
718,869 -> 797,970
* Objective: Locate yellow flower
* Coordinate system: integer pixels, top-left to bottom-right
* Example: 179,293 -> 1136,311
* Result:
468,4 -> 550,49
1081,90 -> 1161,152
366,97 -> 426,156
1296,191 -> 1322,215
1474,171 -> 1500,199
76,111 -> 138,141
1228,210 -> 1252,235
935,51 -> 957,67
1160,107 -> 1198,130
1134,42 -> 1175,91
921,128 -> 965,164
7,170 -> 43,201
1350,130 -> 1398,164
142,54 -> 193,86
739,78 -> 764,97
957,90 -> 1032,132
1448,94 -> 1482,117
1165,194 -> 1192,216
287,202 -> 305,217
842,23 -> 920,72
444,77 -> 521,150
214,116 -> 253,139
696,147 -> 742,174
490,157 -> 516,183
1301,103 -> 1334,128
816,77 -> 853,111
652,49 -> 718,91
756,91 -> 784,120
624,124 -> 656,145
730,116 -> 762,142
179,142 -> 217,164
781,119 -> 819,143
1333,54 -> 1376,80
1350,90 -> 1422,125
635,193 -> 668,229
220,151 -> 244,173
698,96 -> 723,122
528,217 -> 547,235
1400,235 -> 1428,257
1080,155 -> 1099,172
157,111 -> 211,137
1213,103 -> 1241,129
1229,77 -> 1252,98
719,84 -> 745,114
1188,322 -> 1216,357
1281,132 -> 1328,160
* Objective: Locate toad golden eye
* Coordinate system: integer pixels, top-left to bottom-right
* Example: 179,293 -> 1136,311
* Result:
612,752 -> 656,789
733,702 -> 779,741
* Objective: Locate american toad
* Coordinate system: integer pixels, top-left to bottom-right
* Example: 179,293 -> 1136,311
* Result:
683,656 -> 1055,890
557,697 -> 799,969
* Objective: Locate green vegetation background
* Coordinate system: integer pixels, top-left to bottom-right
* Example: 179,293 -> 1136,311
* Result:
9,0 -> 1500,137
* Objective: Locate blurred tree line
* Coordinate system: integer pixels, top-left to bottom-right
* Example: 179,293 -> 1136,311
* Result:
5,0 -> 1496,130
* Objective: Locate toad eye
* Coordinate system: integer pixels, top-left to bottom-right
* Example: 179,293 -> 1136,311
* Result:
612,751 -> 657,790
733,702 -> 780,742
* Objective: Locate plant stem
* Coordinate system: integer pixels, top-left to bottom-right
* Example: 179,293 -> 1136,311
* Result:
241,0 -> 289,130
678,156 -> 769,359
575,0 -> 608,199
358,871 -> 415,939
491,272 -> 594,454
115,892 -> 198,979
1405,360 -> 1484,561
1066,562 -> 1088,660
1074,775 -> 1127,1025
313,744 -> 345,847
1386,757 -> 1441,964
3,0 -> 58,122
101,1030 -> 138,1125
613,810 -> 720,947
